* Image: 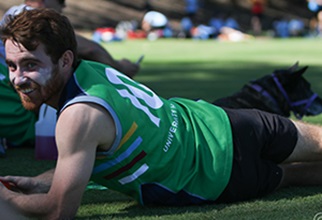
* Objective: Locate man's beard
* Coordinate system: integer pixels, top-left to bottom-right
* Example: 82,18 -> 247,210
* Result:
20,66 -> 64,111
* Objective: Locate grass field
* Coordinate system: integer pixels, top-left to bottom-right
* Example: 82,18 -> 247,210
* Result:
2,37 -> 322,219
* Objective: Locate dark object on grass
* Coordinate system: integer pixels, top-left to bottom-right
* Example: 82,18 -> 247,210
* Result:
213,62 -> 322,119
0,138 -> 6,158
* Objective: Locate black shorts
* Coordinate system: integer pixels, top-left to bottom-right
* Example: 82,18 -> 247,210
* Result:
216,108 -> 298,203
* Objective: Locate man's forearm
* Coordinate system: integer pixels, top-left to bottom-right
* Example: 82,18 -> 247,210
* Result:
1,187 -> 55,219
33,169 -> 55,193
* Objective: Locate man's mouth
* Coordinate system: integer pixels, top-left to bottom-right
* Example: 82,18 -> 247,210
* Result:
20,88 -> 35,94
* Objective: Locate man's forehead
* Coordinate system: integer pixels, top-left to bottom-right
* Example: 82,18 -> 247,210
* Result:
5,40 -> 46,62
5,40 -> 28,54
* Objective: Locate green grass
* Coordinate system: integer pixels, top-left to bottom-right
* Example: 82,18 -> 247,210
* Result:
104,37 -> 322,124
2,37 -> 322,219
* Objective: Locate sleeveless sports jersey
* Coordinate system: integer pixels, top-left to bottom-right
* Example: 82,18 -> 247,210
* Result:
58,60 -> 233,206
0,41 -> 36,146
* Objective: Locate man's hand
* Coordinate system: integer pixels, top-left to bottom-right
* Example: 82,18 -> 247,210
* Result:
0,175 -> 50,194
0,176 -> 37,194
0,179 -> 21,192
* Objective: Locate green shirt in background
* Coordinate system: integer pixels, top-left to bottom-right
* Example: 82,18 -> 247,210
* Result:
0,63 -> 36,146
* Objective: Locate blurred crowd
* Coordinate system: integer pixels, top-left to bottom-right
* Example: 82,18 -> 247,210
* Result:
91,0 -> 320,43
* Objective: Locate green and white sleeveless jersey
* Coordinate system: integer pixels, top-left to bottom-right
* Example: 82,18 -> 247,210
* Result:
59,60 -> 233,205
0,55 -> 36,146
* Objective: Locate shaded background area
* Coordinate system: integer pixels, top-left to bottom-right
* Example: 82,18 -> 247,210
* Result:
0,0 -> 314,32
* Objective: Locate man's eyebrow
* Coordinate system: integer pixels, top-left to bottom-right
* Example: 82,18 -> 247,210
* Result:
6,57 -> 40,64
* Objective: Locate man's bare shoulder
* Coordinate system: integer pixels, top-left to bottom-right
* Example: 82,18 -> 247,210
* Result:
56,102 -> 116,151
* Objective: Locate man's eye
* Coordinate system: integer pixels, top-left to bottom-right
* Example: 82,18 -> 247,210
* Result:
7,62 -> 17,71
27,63 -> 36,69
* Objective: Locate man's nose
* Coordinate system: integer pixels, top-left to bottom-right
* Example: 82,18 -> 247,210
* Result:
10,69 -> 27,86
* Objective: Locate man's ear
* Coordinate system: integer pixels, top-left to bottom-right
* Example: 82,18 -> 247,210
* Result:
60,50 -> 74,69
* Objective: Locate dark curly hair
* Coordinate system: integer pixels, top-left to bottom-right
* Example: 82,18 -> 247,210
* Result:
0,8 -> 78,68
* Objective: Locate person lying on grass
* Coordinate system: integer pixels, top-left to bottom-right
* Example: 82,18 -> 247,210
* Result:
1,8 -> 322,219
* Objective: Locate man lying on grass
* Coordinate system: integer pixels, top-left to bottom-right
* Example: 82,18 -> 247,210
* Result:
1,9 -> 322,219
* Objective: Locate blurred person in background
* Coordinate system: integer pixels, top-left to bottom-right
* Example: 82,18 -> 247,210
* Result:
249,0 -> 266,36
307,0 -> 322,36
141,0 -> 171,40
141,10 -> 170,40
44,0 -> 140,78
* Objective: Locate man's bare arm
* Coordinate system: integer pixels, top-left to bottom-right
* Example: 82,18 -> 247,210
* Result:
0,103 -> 116,219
